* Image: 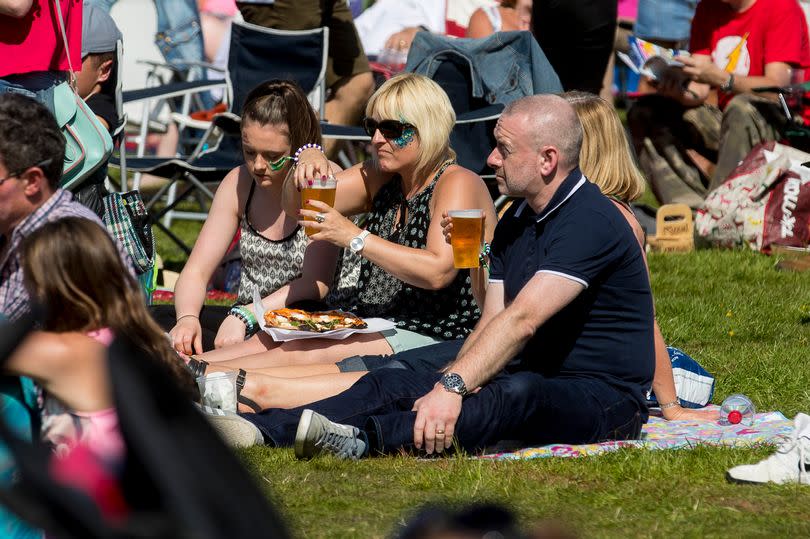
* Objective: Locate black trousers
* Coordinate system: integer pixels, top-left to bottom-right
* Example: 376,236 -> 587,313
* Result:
533,0 -> 618,94
150,304 -> 231,352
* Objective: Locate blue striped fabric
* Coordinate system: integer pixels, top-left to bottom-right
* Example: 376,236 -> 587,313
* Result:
648,347 -> 716,409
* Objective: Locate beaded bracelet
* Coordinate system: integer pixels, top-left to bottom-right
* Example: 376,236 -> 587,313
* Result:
659,400 -> 680,410
228,305 -> 259,336
293,143 -> 323,162
479,242 -> 491,269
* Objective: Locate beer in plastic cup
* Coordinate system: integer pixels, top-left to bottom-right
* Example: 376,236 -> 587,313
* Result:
449,209 -> 484,269
301,175 -> 337,236
197,371 -> 238,413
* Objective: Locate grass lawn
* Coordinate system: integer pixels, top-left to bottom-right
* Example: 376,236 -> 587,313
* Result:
236,250 -> 810,538
156,223 -> 810,536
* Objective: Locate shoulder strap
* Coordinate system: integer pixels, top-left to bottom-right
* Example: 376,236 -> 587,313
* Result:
53,0 -> 76,85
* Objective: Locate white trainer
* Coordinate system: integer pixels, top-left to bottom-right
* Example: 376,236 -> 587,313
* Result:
727,413 -> 810,485
205,411 -> 264,448
294,409 -> 367,460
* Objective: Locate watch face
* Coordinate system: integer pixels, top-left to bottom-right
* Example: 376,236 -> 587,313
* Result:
442,373 -> 467,395
350,237 -> 364,252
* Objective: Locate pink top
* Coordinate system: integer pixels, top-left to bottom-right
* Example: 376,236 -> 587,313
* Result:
41,327 -> 125,464
617,0 -> 637,21
199,0 -> 238,17
0,0 -> 83,78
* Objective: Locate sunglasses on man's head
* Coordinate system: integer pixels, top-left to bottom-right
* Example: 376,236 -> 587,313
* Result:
362,118 -> 415,139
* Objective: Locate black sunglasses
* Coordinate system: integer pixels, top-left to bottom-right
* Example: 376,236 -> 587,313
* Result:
362,118 -> 416,139
0,158 -> 54,186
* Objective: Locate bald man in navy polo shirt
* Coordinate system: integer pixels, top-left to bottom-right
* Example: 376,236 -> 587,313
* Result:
212,95 -> 656,458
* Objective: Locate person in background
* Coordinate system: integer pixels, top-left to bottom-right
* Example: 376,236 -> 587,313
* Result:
532,0 -> 617,95
561,91 -> 718,422
71,3 -> 123,218
466,0 -> 532,38
0,0 -> 82,114
627,0 -> 810,208
235,0 -> 375,157
76,4 -> 122,135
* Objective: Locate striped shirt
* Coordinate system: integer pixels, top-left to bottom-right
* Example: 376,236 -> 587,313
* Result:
0,189 -> 128,321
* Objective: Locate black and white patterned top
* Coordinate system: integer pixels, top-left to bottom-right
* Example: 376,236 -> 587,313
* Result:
337,160 -> 480,340
236,182 -> 360,306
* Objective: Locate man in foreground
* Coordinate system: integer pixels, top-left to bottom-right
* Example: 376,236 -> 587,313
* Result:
212,94 -> 656,457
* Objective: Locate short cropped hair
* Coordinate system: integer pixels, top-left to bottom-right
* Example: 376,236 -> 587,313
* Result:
503,94 -> 583,170
366,73 -> 456,178
562,91 -> 645,202
0,94 -> 65,189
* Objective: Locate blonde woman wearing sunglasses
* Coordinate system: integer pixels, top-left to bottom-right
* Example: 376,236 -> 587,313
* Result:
191,74 -> 497,410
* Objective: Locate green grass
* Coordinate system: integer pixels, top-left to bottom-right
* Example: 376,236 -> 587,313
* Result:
155,224 -> 810,536
234,250 -> 810,538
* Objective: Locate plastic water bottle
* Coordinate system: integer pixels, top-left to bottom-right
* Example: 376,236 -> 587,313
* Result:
719,394 -> 756,426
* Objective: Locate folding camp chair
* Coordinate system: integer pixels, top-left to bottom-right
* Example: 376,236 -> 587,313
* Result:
112,20 -> 368,250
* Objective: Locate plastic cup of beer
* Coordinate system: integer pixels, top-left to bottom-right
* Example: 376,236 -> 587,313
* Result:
449,209 -> 484,269
301,175 -> 337,236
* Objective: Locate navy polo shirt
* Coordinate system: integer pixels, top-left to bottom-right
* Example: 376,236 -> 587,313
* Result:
488,168 -> 655,403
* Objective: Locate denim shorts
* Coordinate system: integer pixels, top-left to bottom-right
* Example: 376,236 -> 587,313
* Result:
0,71 -> 65,116
635,0 -> 699,43
335,329 -> 444,373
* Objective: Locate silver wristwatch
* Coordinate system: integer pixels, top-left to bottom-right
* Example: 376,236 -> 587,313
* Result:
349,230 -> 370,254
440,372 -> 468,396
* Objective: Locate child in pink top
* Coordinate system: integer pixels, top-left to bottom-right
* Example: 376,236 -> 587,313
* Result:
7,218 -> 196,472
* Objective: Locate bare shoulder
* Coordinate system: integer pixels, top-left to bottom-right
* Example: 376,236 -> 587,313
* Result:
434,165 -> 487,195
21,332 -> 100,360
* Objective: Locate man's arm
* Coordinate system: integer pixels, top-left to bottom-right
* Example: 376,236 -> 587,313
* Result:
412,273 -> 584,454
0,0 -> 33,17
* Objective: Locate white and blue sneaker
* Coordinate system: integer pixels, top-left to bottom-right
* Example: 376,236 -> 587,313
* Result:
294,409 -> 367,460
727,413 -> 810,485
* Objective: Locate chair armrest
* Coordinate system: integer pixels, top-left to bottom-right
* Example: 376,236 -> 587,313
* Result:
137,59 -> 226,74
455,104 -> 504,125
122,80 -> 228,105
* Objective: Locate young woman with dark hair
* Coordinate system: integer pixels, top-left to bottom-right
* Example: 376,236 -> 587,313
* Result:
155,79 -> 346,354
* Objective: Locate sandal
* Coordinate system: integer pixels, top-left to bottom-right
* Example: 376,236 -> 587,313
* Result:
186,357 -> 209,379
236,369 -> 262,413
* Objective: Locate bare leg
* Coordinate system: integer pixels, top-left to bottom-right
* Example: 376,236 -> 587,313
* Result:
212,332 -> 393,370
198,331 -> 279,363
238,371 -> 367,410
206,362 -> 341,379
323,72 -> 375,157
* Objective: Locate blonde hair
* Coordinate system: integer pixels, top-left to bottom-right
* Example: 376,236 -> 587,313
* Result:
366,73 -> 456,179
561,91 -> 645,202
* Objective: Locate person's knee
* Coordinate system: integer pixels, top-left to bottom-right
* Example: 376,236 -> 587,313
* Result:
721,94 -> 760,127
332,72 -> 374,107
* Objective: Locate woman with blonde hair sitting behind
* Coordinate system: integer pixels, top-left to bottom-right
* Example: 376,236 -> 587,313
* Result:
561,90 -> 717,421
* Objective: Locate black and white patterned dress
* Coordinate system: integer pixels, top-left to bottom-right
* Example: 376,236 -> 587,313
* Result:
335,161 -> 480,340
236,182 -> 360,306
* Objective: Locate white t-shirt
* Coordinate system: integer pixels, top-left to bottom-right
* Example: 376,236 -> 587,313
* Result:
354,0 -> 446,56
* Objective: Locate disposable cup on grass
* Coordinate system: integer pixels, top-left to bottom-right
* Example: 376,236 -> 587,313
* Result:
197,371 -> 238,413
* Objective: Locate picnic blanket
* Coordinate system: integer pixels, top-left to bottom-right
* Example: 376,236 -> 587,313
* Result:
480,409 -> 792,460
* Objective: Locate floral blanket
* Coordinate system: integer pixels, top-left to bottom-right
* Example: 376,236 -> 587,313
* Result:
480,409 -> 792,460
